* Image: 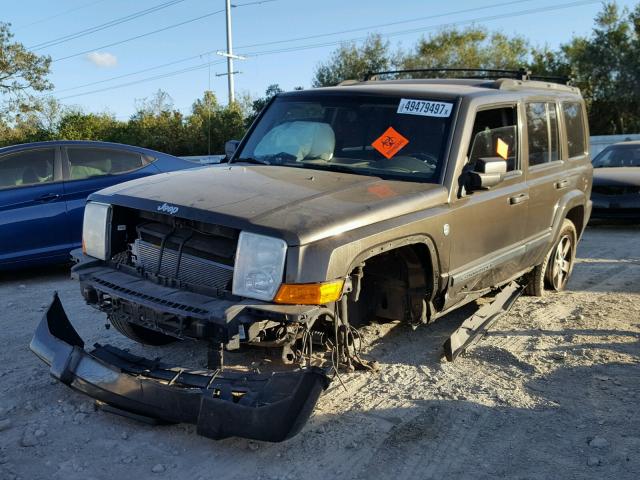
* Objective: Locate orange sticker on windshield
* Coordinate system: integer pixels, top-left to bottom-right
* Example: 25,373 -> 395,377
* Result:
496,138 -> 509,160
372,127 -> 409,159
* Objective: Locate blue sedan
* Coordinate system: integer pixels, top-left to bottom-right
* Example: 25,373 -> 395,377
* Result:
0,140 -> 201,270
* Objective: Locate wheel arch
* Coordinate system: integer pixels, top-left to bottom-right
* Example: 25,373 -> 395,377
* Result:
344,234 -> 441,300
551,191 -> 588,243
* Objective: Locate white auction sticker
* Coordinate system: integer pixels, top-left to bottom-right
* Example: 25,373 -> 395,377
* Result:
397,98 -> 453,118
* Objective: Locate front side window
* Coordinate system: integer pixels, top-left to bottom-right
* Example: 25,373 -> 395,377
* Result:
0,148 -> 55,190
562,102 -> 587,158
235,94 -> 456,183
526,102 -> 560,167
67,148 -> 147,180
467,106 -> 519,172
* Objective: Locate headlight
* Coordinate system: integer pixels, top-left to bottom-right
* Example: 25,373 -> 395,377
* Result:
232,232 -> 287,301
82,202 -> 112,260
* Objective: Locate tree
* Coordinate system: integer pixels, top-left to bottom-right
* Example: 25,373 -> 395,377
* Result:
123,90 -> 188,154
0,22 -> 52,120
186,90 -> 247,155
312,34 -> 393,87
56,110 -> 124,142
400,26 -> 530,72
245,84 -> 283,127
559,2 -> 640,134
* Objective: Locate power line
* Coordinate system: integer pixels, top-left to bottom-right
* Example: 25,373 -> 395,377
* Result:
51,0 -> 279,63
53,52 -> 213,94
238,0 -> 602,57
57,60 -> 226,101
235,0 -> 537,51
30,0 -> 188,51
14,0 -> 110,31
52,0 -> 598,101
45,0 -> 546,95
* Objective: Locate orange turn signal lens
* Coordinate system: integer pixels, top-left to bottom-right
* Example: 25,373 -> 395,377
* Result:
274,280 -> 345,305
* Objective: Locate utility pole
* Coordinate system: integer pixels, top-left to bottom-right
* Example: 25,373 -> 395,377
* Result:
224,0 -> 234,104
216,0 -> 246,105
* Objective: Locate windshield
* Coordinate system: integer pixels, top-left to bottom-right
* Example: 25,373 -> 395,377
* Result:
234,94 -> 456,183
593,144 -> 640,168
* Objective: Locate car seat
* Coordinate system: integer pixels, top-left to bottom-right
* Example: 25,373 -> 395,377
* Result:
22,167 -> 39,185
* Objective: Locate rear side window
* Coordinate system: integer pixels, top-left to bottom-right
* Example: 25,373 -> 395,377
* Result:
562,102 -> 587,158
0,148 -> 55,189
526,102 -> 560,167
67,148 -> 148,180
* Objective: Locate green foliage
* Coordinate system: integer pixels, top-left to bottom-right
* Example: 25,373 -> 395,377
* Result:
401,27 -> 530,71
313,34 -> 393,86
2,2 -> 640,149
245,84 -> 283,127
559,2 -> 640,134
186,90 -> 246,154
312,3 -> 640,135
0,22 -> 52,121
0,89 -> 248,155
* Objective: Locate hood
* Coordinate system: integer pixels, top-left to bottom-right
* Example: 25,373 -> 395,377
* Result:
593,167 -> 640,187
91,165 -> 448,245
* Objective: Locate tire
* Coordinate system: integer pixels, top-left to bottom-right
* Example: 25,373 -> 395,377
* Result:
524,219 -> 577,297
108,314 -> 177,346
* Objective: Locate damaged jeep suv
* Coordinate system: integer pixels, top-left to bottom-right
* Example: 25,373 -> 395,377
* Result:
31,69 -> 593,442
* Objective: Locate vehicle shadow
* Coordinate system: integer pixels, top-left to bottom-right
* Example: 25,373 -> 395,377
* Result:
357,302 -> 477,367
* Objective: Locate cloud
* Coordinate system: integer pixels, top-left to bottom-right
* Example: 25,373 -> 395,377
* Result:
86,51 -> 118,68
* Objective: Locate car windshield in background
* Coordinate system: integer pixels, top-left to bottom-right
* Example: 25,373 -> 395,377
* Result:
593,144 -> 640,168
235,94 -> 456,183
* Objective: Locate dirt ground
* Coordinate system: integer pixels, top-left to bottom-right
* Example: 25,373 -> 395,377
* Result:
0,225 -> 638,480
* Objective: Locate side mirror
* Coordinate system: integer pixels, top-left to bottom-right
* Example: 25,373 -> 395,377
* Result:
467,157 -> 507,190
225,140 -> 240,159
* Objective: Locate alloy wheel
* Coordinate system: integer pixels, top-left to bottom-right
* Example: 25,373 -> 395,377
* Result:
550,234 -> 573,290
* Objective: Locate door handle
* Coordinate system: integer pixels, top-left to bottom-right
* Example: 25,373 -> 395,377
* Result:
555,179 -> 569,189
36,193 -> 60,202
509,193 -> 529,205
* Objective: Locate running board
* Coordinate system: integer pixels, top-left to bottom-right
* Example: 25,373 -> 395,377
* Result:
443,281 -> 523,361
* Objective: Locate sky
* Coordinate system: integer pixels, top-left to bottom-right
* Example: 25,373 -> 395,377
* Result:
3,0 -> 638,119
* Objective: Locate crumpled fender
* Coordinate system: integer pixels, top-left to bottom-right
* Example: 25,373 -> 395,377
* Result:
30,293 -> 331,442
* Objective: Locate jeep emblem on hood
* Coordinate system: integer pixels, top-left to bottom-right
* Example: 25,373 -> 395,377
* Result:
157,203 -> 179,215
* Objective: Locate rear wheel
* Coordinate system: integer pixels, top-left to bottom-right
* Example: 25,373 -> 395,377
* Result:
108,314 -> 177,345
525,219 -> 576,296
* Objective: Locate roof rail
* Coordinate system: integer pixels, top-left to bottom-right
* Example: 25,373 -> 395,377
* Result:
363,68 -> 571,85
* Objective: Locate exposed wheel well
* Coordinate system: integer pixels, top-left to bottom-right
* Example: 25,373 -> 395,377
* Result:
565,205 -> 585,239
347,244 -> 435,326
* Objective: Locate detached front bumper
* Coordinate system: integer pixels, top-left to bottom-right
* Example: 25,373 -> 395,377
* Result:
30,293 -> 331,442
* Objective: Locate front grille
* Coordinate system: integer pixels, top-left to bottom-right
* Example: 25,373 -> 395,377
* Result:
592,185 -> 640,195
133,239 -> 233,291
91,276 -> 209,315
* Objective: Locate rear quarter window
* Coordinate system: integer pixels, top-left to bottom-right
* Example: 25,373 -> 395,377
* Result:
562,102 -> 587,158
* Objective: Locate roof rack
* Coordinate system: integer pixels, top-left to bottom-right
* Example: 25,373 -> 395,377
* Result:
363,68 -> 571,85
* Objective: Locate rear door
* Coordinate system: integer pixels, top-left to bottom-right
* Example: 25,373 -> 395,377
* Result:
522,100 -> 587,261
61,146 -> 159,249
0,147 -> 68,266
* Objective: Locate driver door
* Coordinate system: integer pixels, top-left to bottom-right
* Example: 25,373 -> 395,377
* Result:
447,104 -> 529,300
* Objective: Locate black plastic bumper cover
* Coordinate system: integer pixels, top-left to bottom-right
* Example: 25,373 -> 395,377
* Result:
30,293 -> 331,442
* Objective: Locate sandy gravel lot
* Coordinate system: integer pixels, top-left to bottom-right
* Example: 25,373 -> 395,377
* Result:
0,225 -> 638,480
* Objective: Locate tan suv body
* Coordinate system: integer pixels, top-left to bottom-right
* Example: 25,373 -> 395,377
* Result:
31,75 -> 593,442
